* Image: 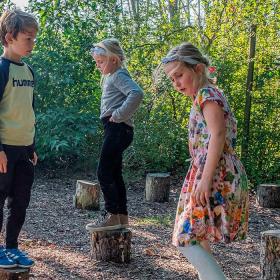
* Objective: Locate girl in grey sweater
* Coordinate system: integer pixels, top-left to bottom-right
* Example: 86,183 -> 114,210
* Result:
86,38 -> 143,232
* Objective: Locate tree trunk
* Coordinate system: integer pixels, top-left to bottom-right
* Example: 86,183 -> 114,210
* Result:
73,180 -> 100,210
145,173 -> 170,202
257,184 -> 280,208
260,230 -> 280,280
241,24 -> 257,163
187,0 -> 191,25
198,0 -> 201,27
0,268 -> 29,280
89,229 -> 132,263
168,0 -> 180,27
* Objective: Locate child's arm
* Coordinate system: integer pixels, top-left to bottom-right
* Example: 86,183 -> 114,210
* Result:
30,152 -> 38,166
194,101 -> 226,206
111,72 -> 143,122
0,152 -> 7,173
0,60 -> 9,173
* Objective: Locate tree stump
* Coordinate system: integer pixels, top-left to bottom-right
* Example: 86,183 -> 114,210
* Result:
73,180 -> 100,210
0,268 -> 29,280
89,228 -> 132,263
260,230 -> 280,280
257,184 -> 280,208
145,173 -> 170,202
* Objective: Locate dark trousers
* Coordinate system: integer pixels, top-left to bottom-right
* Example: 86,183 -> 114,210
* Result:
0,145 -> 34,249
97,118 -> 133,215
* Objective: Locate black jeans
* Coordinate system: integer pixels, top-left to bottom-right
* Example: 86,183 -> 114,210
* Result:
0,145 -> 34,249
97,117 -> 133,215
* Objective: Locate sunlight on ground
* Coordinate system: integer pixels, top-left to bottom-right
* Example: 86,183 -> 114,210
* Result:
131,227 -> 161,241
31,246 -> 90,268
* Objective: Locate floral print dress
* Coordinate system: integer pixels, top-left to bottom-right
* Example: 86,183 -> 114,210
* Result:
172,86 -> 249,247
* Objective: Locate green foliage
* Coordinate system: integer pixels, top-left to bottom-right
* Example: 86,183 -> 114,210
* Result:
36,107 -> 101,168
10,0 -> 279,185
127,106 -> 190,173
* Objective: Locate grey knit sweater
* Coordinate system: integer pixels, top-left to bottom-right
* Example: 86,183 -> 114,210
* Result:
100,68 -> 144,127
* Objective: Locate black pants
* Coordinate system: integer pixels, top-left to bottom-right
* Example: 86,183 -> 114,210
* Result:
0,145 -> 34,249
97,118 -> 133,215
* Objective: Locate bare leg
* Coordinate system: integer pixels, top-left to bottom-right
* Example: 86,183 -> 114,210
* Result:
200,240 -> 212,254
178,244 -> 227,280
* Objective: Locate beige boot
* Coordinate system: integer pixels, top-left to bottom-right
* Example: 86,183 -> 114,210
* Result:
86,212 -> 121,232
119,214 -> 129,228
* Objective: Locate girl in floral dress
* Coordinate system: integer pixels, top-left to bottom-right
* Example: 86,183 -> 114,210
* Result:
161,43 -> 248,280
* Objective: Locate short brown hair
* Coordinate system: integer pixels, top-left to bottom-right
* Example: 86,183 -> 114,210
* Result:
0,9 -> 38,46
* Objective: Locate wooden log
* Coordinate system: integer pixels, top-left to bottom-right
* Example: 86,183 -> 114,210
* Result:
73,180 -> 100,210
257,184 -> 280,208
89,228 -> 132,263
260,230 -> 280,280
0,268 -> 29,280
145,173 -> 170,202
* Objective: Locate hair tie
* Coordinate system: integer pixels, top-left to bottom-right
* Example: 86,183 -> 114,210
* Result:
208,66 -> 216,74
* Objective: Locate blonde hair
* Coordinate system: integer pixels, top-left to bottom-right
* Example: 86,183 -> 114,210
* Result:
93,38 -> 126,87
95,38 -> 126,67
0,9 -> 38,46
166,42 -> 214,86
166,42 -> 210,67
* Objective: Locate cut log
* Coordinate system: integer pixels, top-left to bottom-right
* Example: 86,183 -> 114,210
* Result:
260,230 -> 280,280
0,268 -> 29,280
89,228 -> 131,263
257,184 -> 280,208
145,173 -> 170,202
73,180 -> 100,210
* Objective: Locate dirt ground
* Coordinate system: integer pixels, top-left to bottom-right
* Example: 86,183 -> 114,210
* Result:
1,171 -> 279,280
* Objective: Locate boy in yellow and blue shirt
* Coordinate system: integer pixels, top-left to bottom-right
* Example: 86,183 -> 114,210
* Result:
0,9 -> 38,268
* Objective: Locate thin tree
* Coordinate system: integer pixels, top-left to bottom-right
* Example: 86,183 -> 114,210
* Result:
241,24 -> 257,163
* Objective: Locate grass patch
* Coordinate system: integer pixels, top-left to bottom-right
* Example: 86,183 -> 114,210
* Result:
135,215 -> 173,227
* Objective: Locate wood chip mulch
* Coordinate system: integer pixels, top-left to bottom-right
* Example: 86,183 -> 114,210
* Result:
2,172 -> 279,280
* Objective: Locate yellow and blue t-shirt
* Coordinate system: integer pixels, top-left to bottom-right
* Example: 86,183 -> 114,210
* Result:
0,57 -> 35,151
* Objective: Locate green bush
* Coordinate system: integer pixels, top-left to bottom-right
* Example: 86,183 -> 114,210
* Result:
35,107 -> 101,169
125,107 -> 190,174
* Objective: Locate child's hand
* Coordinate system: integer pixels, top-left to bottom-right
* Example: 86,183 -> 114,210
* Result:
0,151 -> 7,173
193,179 -> 212,207
30,152 -> 38,166
109,116 -> 116,122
